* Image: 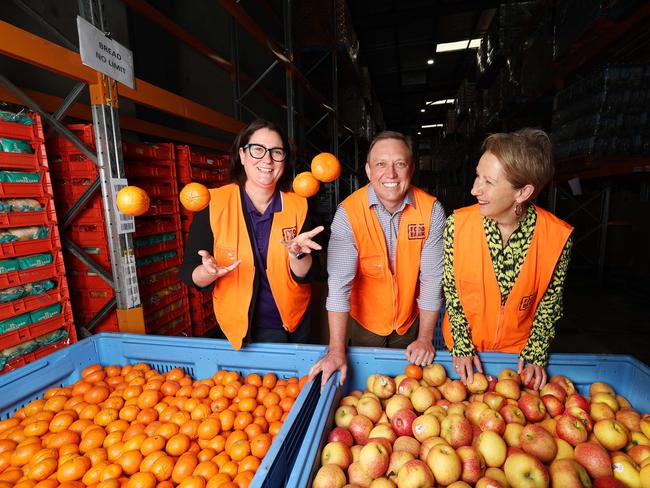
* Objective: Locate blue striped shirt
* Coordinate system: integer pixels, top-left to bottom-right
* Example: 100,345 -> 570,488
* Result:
326,186 -> 445,314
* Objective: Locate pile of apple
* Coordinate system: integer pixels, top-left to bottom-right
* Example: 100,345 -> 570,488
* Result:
312,363 -> 650,488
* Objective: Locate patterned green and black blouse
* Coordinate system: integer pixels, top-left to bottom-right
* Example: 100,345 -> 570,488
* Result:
442,205 -> 572,366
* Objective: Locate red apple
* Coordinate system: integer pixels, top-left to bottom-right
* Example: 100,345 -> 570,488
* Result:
440,414 -> 473,448
466,373 -> 489,394
397,377 -> 421,398
567,407 -> 594,433
551,375 -> 576,396
627,444 -> 650,465
503,452 -> 549,488
312,464 -> 347,488
369,374 -> 396,399
393,436 -> 421,457
616,408 -> 641,433
386,450 -> 415,478
426,443 -> 462,486
457,445 -> 486,485
340,395 -> 359,407
328,426 -> 354,448
369,423 -> 397,444
396,459 -> 435,488
334,405 -> 357,428
589,381 -> 615,397
466,401 -> 490,426
556,414 -> 589,446
321,441 -> 353,470
347,461 -> 373,486
565,393 -> 590,412
356,396 -> 383,424
359,440 -> 390,478
593,419 -> 630,451
574,441 -> 613,478
518,393 -> 547,423
478,409 -> 506,436
476,477 -> 506,488
411,414 -> 441,443
591,402 -> 616,422
391,408 -> 418,437
422,363 -> 447,387
419,436 -> 447,462
540,382 -> 567,402
541,394 -> 565,417
440,380 -> 467,403
495,379 -> 521,400
549,458 -> 592,488
504,423 -> 524,448
592,475 -> 628,488
499,404 -> 526,425
483,392 -> 506,411
348,414 -> 373,445
384,394 -> 413,420
475,431 -> 507,468
486,375 -> 498,392
520,424 -> 558,463
411,386 -> 436,413
498,368 -> 520,383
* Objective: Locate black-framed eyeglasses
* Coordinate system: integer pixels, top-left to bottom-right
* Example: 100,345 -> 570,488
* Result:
243,143 -> 286,163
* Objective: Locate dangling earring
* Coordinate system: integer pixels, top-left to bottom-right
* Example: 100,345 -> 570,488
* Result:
514,203 -> 523,218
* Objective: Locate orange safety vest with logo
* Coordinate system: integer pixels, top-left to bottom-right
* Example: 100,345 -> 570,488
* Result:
442,204 -> 573,353
208,183 -> 311,350
343,185 -> 437,335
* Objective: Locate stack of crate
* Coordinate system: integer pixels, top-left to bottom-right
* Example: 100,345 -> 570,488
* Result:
46,124 -> 118,333
123,142 -> 191,337
175,145 -> 229,336
0,110 -> 76,373
47,125 -> 191,337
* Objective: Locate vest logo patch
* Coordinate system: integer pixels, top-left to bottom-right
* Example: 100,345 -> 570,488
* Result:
408,223 -> 426,240
519,293 -> 536,311
282,226 -> 297,242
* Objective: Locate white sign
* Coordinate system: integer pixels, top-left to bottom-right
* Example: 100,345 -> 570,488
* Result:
110,178 -> 136,235
77,16 -> 135,89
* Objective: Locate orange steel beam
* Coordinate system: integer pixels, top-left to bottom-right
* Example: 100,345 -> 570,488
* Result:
121,0 -> 287,110
0,19 -> 243,135
217,0 -> 334,113
0,85 -> 231,152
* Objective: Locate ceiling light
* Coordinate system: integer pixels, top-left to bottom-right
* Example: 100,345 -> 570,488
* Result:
426,98 -> 455,106
420,109 -> 425,113
417,131 -> 422,135
421,124 -> 443,128
426,59 -> 434,65
435,38 -> 481,53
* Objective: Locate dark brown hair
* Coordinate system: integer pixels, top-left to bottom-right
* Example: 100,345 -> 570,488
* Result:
482,128 -> 554,200
229,119 -> 293,191
367,131 -> 413,162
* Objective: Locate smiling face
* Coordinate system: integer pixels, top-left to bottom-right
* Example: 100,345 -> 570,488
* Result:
471,151 -> 530,223
239,128 -> 285,193
365,138 -> 414,213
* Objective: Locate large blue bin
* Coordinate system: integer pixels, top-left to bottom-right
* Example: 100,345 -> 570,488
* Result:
0,333 -> 327,488
289,348 -> 650,487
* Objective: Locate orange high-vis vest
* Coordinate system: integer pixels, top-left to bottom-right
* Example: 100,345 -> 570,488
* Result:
343,185 -> 437,335
208,184 -> 311,350
442,204 -> 573,353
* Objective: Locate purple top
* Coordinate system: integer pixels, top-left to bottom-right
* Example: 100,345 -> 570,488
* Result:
242,189 -> 284,329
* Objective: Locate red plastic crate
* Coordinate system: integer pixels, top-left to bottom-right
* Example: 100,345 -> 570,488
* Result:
0,179 -> 49,198
0,118 -> 42,143
70,287 -> 114,313
142,284 -> 187,316
134,234 -> 182,259
0,231 -> 57,259
67,223 -> 108,247
142,199 -> 179,216
130,180 -> 177,198
0,152 -> 41,172
123,142 -> 174,161
151,320 -> 191,337
66,269 -> 112,290
0,285 -> 65,322
46,124 -> 95,154
0,196 -> 56,229
49,153 -> 98,179
0,258 -> 63,289
135,218 -> 180,237
2,336 -> 74,374
137,255 -> 182,279
146,307 -> 189,335
125,159 -> 176,179
138,269 -> 181,298
192,313 -> 218,337
0,301 -> 73,350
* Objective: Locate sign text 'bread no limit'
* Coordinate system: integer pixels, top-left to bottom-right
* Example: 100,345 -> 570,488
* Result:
77,16 -> 135,89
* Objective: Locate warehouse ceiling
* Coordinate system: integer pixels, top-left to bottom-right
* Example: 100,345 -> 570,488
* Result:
347,0 -> 496,135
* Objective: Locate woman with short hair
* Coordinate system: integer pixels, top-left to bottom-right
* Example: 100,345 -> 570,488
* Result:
442,128 -> 573,389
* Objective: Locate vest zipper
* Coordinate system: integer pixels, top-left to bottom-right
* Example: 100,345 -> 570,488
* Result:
392,273 -> 398,331
494,303 -> 505,348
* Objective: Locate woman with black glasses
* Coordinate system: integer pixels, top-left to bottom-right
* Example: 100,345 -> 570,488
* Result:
180,119 -> 324,349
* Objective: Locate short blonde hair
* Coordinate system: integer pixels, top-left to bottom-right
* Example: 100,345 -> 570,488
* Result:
482,128 -> 553,199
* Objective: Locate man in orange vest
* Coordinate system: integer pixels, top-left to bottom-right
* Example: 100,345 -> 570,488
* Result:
309,131 -> 445,390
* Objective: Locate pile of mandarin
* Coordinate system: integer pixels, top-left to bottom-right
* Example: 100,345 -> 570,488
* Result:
0,362 -> 309,488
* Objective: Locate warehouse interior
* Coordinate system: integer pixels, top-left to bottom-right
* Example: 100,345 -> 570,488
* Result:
0,0 -> 649,369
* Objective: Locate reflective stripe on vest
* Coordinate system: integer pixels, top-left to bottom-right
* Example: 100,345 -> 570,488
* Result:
442,204 -> 573,353
209,184 -> 311,349
343,185 -> 437,335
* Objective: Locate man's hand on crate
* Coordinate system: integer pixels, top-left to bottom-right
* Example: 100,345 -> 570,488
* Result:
309,349 -> 347,393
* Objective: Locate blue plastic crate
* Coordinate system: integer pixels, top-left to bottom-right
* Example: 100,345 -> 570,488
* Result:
289,348 -> 650,487
0,333 -> 327,488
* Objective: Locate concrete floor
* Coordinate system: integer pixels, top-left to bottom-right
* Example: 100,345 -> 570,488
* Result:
551,272 -> 650,366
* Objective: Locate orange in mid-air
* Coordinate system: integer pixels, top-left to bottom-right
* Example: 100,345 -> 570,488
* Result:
180,182 -> 211,212
292,172 -> 320,198
116,186 -> 150,216
311,152 -> 341,182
